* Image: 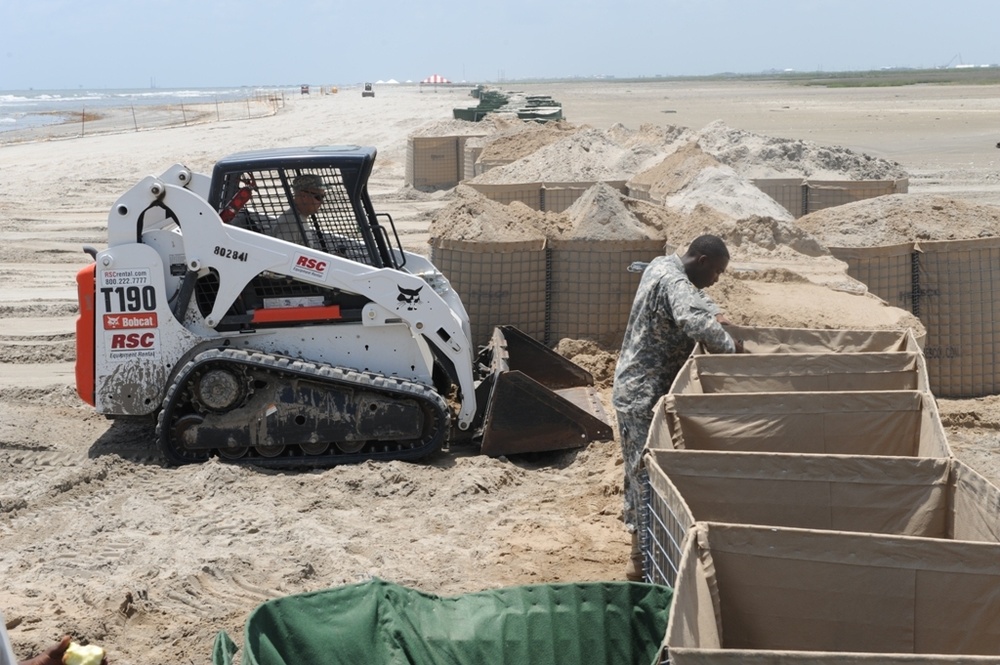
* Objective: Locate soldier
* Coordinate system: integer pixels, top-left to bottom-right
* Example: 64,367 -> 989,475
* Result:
272,174 -> 327,245
612,234 -> 745,581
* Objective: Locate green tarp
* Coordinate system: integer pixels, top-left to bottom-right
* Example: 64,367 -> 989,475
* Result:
213,577 -> 673,665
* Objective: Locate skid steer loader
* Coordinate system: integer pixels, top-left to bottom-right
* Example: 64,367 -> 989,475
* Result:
75,145 -> 612,466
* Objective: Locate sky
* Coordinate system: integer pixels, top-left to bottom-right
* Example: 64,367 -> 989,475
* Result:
1,0 -> 998,90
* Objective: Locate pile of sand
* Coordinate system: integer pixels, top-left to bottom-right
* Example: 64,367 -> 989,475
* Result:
795,193 -> 1000,247
432,182 -> 829,268
665,165 -> 797,221
696,120 -> 908,180
630,140 -> 796,221
709,268 -> 922,332
469,125 -> 685,184
427,185 -> 549,242
620,197 -> 693,238
627,139 -> 721,191
474,120 -> 579,165
409,115 -> 526,137
670,210 -> 828,261
562,182 -> 662,241
554,338 -> 618,388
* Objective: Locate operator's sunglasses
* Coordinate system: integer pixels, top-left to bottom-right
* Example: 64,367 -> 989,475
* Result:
301,190 -> 325,202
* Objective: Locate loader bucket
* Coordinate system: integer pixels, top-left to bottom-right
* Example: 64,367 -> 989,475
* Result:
475,325 -> 614,457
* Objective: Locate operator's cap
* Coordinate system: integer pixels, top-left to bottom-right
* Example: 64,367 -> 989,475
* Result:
292,174 -> 326,191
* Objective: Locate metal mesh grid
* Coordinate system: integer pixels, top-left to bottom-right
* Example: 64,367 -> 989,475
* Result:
918,242 -> 1000,397
625,183 -> 653,202
429,243 -> 547,347
806,180 -> 904,215
463,145 -> 483,180
406,137 -> 461,189
830,247 -> 914,311
752,178 -> 806,217
834,239 -> 1000,398
465,183 -> 543,210
222,167 -> 375,266
548,243 -> 663,347
642,476 -> 685,589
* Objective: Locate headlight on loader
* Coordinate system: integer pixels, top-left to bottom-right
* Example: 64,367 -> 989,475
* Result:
416,270 -> 452,296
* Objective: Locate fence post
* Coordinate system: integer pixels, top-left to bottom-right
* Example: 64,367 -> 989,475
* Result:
81,106 -> 85,136
216,97 -> 221,122
181,104 -> 188,126
246,96 -> 251,119
131,105 -> 138,132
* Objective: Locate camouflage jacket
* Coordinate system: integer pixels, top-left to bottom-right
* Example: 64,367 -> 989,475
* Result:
612,254 -> 736,417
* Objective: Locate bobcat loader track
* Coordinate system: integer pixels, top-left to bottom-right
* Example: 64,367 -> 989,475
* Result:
156,348 -> 451,467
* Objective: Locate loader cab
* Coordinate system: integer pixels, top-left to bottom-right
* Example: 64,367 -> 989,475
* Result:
208,146 -> 403,270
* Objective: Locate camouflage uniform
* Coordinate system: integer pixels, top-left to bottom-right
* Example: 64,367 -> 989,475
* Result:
612,254 -> 735,531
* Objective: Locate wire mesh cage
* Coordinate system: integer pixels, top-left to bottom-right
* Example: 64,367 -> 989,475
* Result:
219,166 -> 377,266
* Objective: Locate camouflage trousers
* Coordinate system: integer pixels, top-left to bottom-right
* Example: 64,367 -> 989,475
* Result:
616,409 -> 653,533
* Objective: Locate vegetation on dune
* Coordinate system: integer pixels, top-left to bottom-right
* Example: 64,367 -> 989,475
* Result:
510,68 -> 1000,89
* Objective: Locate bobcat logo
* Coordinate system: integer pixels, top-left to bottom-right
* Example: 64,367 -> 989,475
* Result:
106,315 -> 120,327
397,285 -> 423,311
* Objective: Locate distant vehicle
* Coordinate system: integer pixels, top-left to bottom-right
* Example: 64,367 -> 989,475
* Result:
362,83 -> 375,98
300,85 -> 310,95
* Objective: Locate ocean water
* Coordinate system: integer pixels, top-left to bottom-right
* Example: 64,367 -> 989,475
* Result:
0,86 -> 296,133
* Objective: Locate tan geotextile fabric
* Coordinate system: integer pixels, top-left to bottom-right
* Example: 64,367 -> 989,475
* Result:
829,243 -> 915,312
665,650 -> 1000,664
406,136 -> 461,189
951,459 -> 1000,543
651,391 -> 950,458
666,523 -> 1000,659
916,237 -> 1000,397
645,450 -> 952,538
701,326 -> 923,354
806,179 -> 907,215
669,352 -> 927,394
428,239 -> 546,346
547,239 -> 664,347
464,182 -> 543,210
644,453 -> 1000,589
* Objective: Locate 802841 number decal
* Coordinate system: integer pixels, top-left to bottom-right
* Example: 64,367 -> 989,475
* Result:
214,245 -> 248,262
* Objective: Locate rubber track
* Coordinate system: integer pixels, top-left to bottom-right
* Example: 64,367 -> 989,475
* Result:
156,348 -> 450,468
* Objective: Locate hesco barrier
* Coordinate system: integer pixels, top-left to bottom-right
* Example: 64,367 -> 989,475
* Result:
645,451 -> 1000,588
670,351 -> 930,394
747,178 -> 806,217
463,143 -> 484,180
464,181 -> 628,213
650,390 -> 951,458
695,325 -> 924,354
461,182 -> 542,210
430,236 -> 667,348
831,237 -> 1000,397
548,239 -> 666,347
750,177 -> 909,218
406,135 -> 487,190
641,324 -> 1000,661
665,523 -> 1000,662
429,238 -> 547,348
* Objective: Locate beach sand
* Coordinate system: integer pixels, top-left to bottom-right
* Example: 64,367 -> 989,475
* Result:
3,81 -> 1000,664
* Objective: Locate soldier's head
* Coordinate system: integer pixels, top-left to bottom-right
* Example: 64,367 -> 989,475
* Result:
682,235 -> 729,289
291,174 -> 327,215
